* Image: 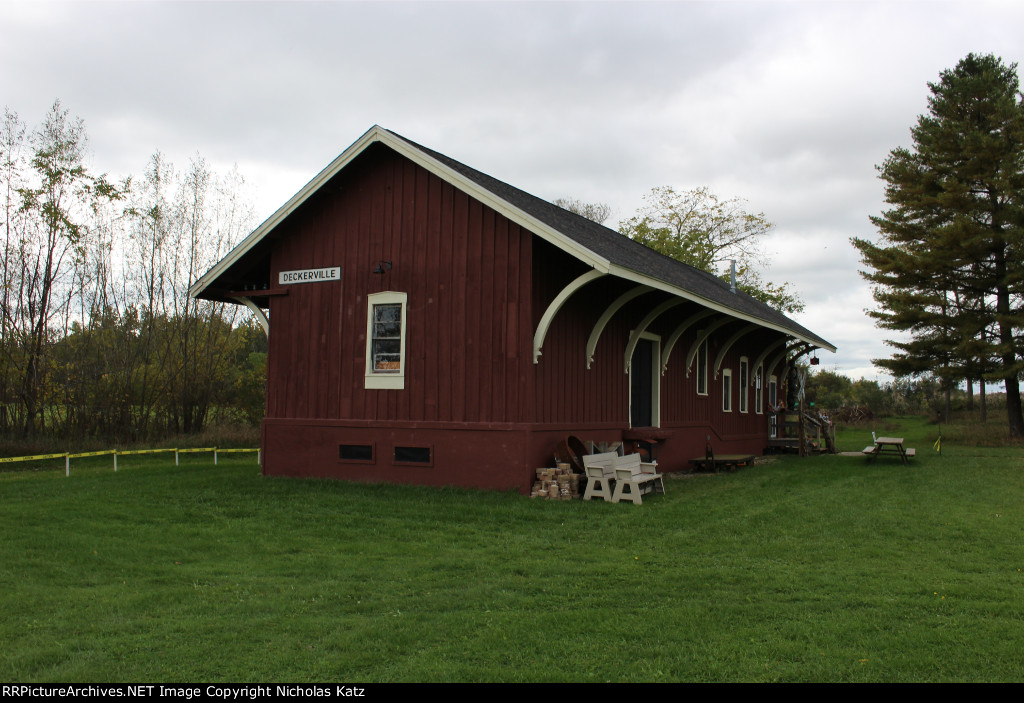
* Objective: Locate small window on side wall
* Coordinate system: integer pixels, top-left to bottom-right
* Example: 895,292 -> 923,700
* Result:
739,357 -> 749,413
755,364 -> 764,414
365,291 -> 407,389
722,368 -> 733,412
696,335 -> 708,396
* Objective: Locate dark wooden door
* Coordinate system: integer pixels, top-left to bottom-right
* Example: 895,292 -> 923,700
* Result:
631,339 -> 654,427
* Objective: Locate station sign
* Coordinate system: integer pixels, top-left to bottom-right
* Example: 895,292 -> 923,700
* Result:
278,267 -> 341,285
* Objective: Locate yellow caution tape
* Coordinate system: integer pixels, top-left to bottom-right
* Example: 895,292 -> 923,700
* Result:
116,448 -> 176,456
2,446 -> 260,465
0,452 -> 68,463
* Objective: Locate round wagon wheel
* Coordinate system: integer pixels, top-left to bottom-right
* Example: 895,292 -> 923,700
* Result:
555,435 -> 589,475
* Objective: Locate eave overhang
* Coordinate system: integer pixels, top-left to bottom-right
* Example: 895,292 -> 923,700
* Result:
189,125 -> 835,355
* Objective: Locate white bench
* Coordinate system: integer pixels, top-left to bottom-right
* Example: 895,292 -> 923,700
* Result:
582,452 -> 619,502
610,453 -> 664,505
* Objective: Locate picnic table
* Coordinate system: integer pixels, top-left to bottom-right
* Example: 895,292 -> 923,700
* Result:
862,436 -> 916,464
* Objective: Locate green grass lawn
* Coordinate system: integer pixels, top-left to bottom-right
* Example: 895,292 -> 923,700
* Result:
1,420 -> 1022,682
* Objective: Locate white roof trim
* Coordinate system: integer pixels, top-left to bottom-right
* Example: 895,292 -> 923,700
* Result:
189,125 -> 610,299
189,125 -> 385,299
188,126 -> 834,355
605,263 -> 836,353
380,131 -> 611,273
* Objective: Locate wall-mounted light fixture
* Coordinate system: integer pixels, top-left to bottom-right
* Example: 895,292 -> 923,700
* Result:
372,260 -> 392,275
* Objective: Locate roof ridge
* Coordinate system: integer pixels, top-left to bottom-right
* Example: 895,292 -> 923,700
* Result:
384,129 -> 830,349
193,126 -> 833,352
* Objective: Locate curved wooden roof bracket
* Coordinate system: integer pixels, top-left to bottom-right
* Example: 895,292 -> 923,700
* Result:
623,299 -> 686,373
684,317 -> 735,377
712,323 -> 760,379
659,309 -> 717,376
585,285 -> 654,369
776,342 -> 816,382
232,296 -> 269,337
751,338 -> 787,386
533,270 -> 607,363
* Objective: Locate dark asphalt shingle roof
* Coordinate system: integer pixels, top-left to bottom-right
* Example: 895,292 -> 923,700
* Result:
387,129 -> 833,351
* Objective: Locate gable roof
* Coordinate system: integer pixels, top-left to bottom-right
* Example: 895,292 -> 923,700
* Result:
190,125 -> 834,352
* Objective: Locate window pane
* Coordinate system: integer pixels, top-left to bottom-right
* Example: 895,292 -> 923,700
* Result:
723,371 -> 732,411
374,321 -> 401,338
373,339 -> 400,355
365,293 -> 407,388
373,339 -> 401,371
371,303 -> 403,373
697,339 -> 708,395
739,360 -> 748,412
374,304 -> 401,323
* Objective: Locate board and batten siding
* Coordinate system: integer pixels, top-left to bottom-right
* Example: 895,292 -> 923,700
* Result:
529,236 -> 780,462
264,145 -> 534,426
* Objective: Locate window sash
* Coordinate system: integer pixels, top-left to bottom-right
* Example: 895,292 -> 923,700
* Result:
365,292 -> 407,389
696,337 -> 708,395
371,303 -> 403,373
739,358 -> 749,413
755,365 -> 764,414
722,368 -> 732,412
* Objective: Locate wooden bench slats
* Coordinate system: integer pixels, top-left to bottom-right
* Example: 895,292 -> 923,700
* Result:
583,452 -> 665,504
582,451 -> 618,502
610,453 -> 665,505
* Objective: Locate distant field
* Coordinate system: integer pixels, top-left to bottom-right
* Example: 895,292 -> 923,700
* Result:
2,419 -> 1022,682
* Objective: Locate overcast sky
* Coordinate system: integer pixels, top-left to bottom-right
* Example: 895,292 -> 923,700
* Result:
2,0 -> 1021,382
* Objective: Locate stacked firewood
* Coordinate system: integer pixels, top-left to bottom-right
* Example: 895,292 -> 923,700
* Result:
530,463 -> 580,500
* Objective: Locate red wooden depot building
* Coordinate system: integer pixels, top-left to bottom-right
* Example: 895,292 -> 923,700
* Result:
190,126 -> 834,493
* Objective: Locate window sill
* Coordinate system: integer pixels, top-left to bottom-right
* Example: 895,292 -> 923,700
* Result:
365,374 -> 405,390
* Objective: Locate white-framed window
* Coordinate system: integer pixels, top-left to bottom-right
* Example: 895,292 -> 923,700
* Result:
755,364 -> 764,414
696,335 -> 708,396
769,374 -> 778,437
739,357 -> 749,413
365,291 -> 407,389
722,368 -> 732,412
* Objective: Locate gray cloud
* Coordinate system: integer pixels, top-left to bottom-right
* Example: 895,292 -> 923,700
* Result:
2,0 -> 1020,382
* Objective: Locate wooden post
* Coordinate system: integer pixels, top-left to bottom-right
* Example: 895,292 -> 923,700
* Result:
798,397 -> 807,458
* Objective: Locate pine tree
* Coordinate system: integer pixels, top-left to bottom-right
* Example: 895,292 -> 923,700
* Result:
853,53 -> 1024,436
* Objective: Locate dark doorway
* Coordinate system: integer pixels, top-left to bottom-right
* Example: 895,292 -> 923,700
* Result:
631,338 -> 655,427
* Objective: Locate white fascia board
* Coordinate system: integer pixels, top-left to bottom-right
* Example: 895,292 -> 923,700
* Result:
190,126 -> 611,299
378,132 -> 611,273
606,263 -> 837,354
188,127 -> 833,357
189,126 -> 387,299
